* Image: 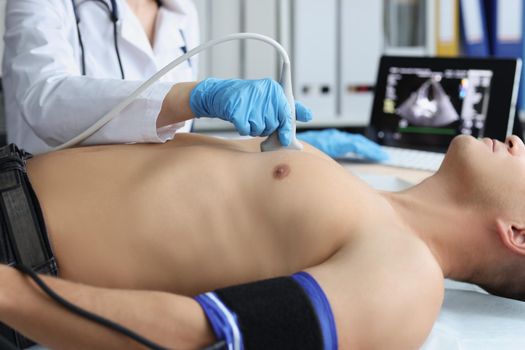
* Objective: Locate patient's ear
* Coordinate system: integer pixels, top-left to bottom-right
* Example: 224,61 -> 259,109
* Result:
496,219 -> 525,256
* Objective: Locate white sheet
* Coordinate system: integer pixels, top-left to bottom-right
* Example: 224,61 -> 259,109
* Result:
28,283 -> 525,350
421,281 -> 525,349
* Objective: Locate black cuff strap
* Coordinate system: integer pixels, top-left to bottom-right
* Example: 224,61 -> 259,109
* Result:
215,276 -> 323,350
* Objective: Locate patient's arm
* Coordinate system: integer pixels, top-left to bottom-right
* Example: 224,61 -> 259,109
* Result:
0,265 -> 214,350
0,243 -> 443,350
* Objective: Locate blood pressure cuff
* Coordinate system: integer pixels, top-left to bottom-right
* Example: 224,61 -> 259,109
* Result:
0,143 -> 58,348
196,272 -> 338,350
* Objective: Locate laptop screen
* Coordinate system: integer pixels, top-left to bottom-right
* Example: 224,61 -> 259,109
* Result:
368,56 -> 521,152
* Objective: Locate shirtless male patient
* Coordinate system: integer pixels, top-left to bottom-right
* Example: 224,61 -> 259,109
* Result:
0,132 -> 524,350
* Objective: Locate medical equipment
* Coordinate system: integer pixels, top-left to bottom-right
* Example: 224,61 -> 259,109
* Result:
196,272 -> 337,350
70,0 -> 167,79
51,33 -> 303,153
190,78 -> 312,146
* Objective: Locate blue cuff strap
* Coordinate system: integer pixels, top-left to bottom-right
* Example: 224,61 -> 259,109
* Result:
292,272 -> 338,350
197,273 -> 337,350
195,292 -> 243,350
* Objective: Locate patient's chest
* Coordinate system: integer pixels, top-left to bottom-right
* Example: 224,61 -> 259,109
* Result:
135,146 -> 384,282
27,140 -> 386,293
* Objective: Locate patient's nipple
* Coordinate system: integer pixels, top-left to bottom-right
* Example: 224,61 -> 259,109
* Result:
273,164 -> 290,180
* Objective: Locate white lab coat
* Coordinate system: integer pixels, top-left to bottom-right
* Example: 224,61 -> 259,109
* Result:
2,0 -> 199,154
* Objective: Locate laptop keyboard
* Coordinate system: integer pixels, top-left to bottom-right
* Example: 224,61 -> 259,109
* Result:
381,146 -> 445,172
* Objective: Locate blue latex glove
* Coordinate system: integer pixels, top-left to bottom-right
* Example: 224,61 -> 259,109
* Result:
297,129 -> 389,162
190,78 -> 313,146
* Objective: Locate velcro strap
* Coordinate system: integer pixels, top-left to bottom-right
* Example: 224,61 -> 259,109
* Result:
0,144 -> 57,348
0,169 -> 56,275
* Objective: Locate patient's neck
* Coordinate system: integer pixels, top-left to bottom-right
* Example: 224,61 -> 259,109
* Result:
383,176 -> 484,283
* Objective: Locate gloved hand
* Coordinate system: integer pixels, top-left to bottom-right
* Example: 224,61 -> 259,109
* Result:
297,129 -> 389,161
189,78 -> 313,146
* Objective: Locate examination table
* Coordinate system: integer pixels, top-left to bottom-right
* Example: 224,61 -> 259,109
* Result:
27,282 -> 525,350
421,280 -> 525,349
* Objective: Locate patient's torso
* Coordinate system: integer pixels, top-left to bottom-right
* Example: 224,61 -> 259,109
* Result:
26,134 -> 405,294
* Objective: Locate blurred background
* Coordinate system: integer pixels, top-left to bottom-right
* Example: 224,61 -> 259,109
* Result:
0,0 -> 523,137
190,0 -> 525,135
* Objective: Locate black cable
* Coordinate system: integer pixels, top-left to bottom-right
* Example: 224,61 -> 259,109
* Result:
71,0 -> 86,75
72,0 -> 125,79
14,264 -> 168,350
113,20 -> 125,79
11,264 -> 227,350
108,0 -> 125,79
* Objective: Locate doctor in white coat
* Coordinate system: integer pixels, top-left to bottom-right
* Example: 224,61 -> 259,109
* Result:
2,0 -> 312,154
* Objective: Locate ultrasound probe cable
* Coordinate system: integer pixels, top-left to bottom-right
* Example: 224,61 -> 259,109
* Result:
51,33 -> 304,153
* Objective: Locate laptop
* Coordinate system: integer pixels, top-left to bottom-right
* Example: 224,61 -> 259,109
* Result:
350,56 -> 522,172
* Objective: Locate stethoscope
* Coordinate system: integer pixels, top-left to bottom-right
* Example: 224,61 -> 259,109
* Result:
70,0 -> 190,80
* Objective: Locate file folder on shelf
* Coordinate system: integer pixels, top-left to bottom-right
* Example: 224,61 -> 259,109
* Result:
292,0 -> 337,124
486,0 -> 524,108
487,0 -> 523,58
459,0 -> 490,56
436,0 -> 460,56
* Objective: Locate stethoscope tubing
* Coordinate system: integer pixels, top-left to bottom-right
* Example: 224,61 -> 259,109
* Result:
71,0 -> 124,78
70,0 -> 188,79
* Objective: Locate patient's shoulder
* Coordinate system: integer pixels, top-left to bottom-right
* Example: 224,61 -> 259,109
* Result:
346,231 -> 444,349
391,243 -> 444,348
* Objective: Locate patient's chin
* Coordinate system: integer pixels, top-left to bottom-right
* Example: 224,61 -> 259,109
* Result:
440,137 -> 479,174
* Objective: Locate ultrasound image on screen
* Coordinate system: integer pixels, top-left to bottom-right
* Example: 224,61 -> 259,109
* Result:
377,67 -> 493,149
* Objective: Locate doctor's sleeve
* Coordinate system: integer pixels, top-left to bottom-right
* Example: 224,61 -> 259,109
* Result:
1,0 -> 182,147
